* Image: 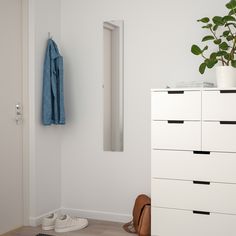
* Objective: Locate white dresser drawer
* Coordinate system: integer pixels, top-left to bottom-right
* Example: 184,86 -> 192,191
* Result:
202,121 -> 236,152
152,207 -> 236,236
152,179 -> 236,215
152,90 -> 201,120
152,150 -> 236,183
152,121 -> 201,150
202,90 -> 236,121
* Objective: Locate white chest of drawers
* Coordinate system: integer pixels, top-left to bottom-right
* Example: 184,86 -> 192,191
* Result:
151,88 -> 236,236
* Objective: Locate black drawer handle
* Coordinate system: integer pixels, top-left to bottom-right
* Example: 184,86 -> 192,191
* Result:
220,90 -> 236,93
193,210 -> 210,215
193,180 -> 210,185
220,121 -> 236,125
167,120 -> 184,124
193,151 -> 210,155
168,91 -> 184,94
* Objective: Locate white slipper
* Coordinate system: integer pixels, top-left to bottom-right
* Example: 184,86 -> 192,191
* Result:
42,213 -> 58,230
55,214 -> 88,233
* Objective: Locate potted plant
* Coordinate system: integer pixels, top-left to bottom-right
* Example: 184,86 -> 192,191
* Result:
191,0 -> 236,87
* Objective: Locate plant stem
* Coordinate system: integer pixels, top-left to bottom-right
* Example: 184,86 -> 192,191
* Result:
227,25 -> 234,38
210,27 -> 225,66
228,36 -> 236,65
227,25 -> 235,48
210,27 -> 217,39
233,8 -> 236,18
201,52 -> 227,65
218,58 -> 228,64
201,53 -> 207,59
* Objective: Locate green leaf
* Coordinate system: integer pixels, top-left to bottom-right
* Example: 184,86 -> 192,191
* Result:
205,58 -> 218,69
214,59 -> 219,67
227,54 -> 234,60
226,0 -> 236,9
202,35 -> 215,42
212,16 -> 224,25
223,15 -> 236,22
199,63 -> 207,74
214,39 -> 222,45
229,8 -> 236,15
202,24 -> 213,29
225,22 -> 236,28
197,17 -> 210,23
191,45 -> 202,55
203,45 -> 208,51
227,35 -> 234,41
224,54 -> 231,60
216,51 -> 228,56
223,30 -> 230,36
231,60 -> 236,67
213,25 -> 218,31
220,42 -> 229,50
210,52 -> 217,59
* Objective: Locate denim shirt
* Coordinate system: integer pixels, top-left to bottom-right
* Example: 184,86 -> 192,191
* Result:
42,39 -> 65,125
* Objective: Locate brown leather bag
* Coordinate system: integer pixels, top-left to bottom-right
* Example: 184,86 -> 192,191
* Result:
123,194 -> 151,236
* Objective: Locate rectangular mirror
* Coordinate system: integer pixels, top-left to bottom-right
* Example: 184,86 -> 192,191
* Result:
103,20 -> 124,152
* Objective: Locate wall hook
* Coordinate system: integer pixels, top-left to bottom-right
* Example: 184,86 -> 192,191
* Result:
48,32 -> 53,39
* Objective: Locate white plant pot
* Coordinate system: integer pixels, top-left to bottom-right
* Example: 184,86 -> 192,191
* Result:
216,66 -> 236,88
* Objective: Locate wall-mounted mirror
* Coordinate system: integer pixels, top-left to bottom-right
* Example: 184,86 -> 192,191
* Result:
103,20 -> 124,152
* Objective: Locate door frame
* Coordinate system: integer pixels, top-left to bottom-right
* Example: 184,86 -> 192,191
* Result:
0,0 -> 30,230
22,0 -> 30,226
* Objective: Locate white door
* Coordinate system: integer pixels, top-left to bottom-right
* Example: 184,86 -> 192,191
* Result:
0,0 -> 23,234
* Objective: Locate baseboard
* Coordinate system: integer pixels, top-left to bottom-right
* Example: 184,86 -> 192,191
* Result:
29,207 -> 131,226
60,207 -> 132,223
29,208 -> 61,226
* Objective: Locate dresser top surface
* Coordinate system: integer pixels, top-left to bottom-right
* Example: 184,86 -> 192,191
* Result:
151,87 -> 236,92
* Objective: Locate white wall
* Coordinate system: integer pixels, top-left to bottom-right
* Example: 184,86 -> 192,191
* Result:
27,0 -> 227,223
60,0 -> 226,222
28,0 -> 61,222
